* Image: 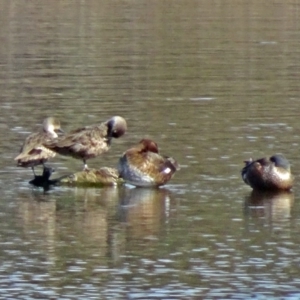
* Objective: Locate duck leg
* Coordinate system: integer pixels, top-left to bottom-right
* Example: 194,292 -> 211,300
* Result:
83,159 -> 89,171
31,167 -> 36,176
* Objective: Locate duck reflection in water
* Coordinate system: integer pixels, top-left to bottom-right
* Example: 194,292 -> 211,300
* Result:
118,139 -> 179,187
118,187 -> 175,239
244,190 -> 294,223
17,192 -> 57,263
241,154 -> 294,191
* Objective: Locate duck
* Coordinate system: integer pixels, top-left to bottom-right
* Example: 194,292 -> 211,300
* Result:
15,117 -> 63,175
118,139 -> 179,187
43,116 -> 127,170
241,154 -> 294,191
29,165 -> 58,190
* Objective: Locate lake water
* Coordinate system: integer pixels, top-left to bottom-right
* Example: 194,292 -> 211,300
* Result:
1,1 -> 300,299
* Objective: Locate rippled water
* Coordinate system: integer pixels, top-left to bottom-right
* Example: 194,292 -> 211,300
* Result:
1,1 -> 300,299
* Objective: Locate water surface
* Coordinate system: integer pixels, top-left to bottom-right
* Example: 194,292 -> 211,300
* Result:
1,1 -> 300,299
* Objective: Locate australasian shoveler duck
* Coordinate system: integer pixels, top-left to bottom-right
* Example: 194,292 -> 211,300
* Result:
118,139 -> 179,187
241,154 -> 294,191
15,117 -> 63,175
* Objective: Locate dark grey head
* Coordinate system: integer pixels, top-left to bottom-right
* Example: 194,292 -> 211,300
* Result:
106,116 -> 127,138
270,154 -> 290,170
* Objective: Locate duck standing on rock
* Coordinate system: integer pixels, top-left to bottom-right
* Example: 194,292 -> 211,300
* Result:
118,139 -> 179,187
15,117 -> 63,175
241,154 -> 294,191
43,116 -> 127,170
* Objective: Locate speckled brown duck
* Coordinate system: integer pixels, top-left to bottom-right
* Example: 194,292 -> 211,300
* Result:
118,139 -> 179,187
44,116 -> 127,170
241,154 -> 294,191
15,117 -> 63,175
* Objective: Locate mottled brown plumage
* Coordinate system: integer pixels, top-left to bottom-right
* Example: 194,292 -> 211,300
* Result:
15,117 -> 63,175
118,139 -> 179,187
241,154 -> 294,191
44,116 -> 127,170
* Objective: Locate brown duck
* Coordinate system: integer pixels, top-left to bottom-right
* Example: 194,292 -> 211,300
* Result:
44,116 -> 127,170
118,139 -> 179,187
15,117 -> 63,175
241,154 -> 294,191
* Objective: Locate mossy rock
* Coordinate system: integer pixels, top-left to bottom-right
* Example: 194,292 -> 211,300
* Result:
58,167 -> 123,187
